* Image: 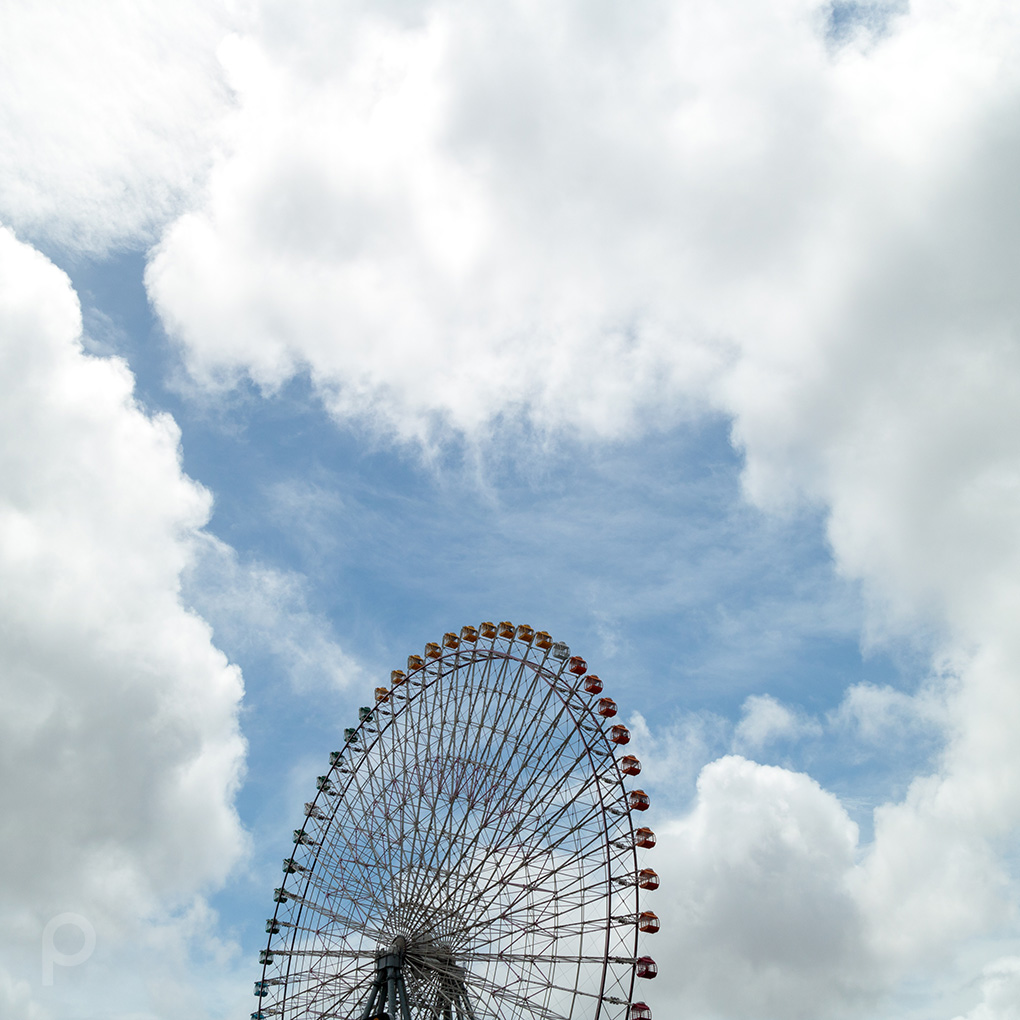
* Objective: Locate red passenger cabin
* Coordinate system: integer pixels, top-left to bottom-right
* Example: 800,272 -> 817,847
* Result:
620,755 -> 641,775
597,697 -> 618,717
610,724 -> 631,745
584,674 -> 603,694
638,868 -> 660,890
638,911 -> 660,934
629,1003 -> 652,1020
636,957 -> 658,979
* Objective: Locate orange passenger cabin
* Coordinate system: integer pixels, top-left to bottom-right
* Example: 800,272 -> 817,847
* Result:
568,655 -> 588,675
620,755 -> 641,776
638,868 -> 660,890
628,790 -> 650,811
634,827 -> 656,848
597,697 -> 618,717
638,911 -> 660,934
584,674 -> 604,694
610,724 -> 631,745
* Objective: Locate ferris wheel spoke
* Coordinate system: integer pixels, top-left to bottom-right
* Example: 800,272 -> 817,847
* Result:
406,689 -> 595,925
395,654 -> 510,913
461,969 -> 573,1020
399,657 -> 551,919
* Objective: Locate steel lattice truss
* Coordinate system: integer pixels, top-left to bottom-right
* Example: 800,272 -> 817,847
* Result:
253,623 -> 658,1020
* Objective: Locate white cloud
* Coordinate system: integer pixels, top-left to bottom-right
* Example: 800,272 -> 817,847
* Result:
830,680 -> 946,747
0,1 -> 234,251
733,693 -> 823,752
652,756 -> 875,1019
183,533 -> 363,691
953,957 -> 1020,1020
0,227 -> 247,1015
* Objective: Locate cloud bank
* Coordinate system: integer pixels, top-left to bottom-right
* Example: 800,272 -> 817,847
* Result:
0,228 -> 247,1016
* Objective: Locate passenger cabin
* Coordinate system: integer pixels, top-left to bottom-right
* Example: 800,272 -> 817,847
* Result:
610,724 -> 631,745
460,625 -> 479,642
551,641 -> 570,659
638,868 -> 659,890
391,669 -> 406,685
629,790 -> 650,811
638,911 -> 660,934
516,624 -> 535,642
634,827 -> 656,848
620,755 -> 641,776
407,655 -> 424,671
568,656 -> 588,675
443,632 -> 460,648
535,630 -> 553,649
375,687 -> 389,703
584,674 -> 604,695
480,621 -> 498,638
636,957 -> 658,979
498,621 -> 515,638
597,697 -> 618,717
425,642 -> 441,659
629,1003 -> 652,1020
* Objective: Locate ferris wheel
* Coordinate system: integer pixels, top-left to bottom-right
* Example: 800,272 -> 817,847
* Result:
252,622 -> 659,1020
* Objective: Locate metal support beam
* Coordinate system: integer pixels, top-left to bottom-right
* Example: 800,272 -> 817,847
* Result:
357,941 -> 413,1020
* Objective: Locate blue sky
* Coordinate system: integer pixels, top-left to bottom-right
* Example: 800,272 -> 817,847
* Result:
4,2 -> 1020,1019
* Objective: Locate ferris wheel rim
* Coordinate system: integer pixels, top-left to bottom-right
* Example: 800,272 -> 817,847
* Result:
254,624 -> 656,1020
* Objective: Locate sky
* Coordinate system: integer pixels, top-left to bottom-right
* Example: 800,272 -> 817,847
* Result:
2,1 -> 1020,1018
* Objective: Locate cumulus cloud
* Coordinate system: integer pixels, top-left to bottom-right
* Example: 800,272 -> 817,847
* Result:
0,1 -> 233,251
830,680 -> 946,747
733,693 -> 823,752
0,228 -> 246,1014
653,756 -> 875,1019
953,957 -> 1020,1020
